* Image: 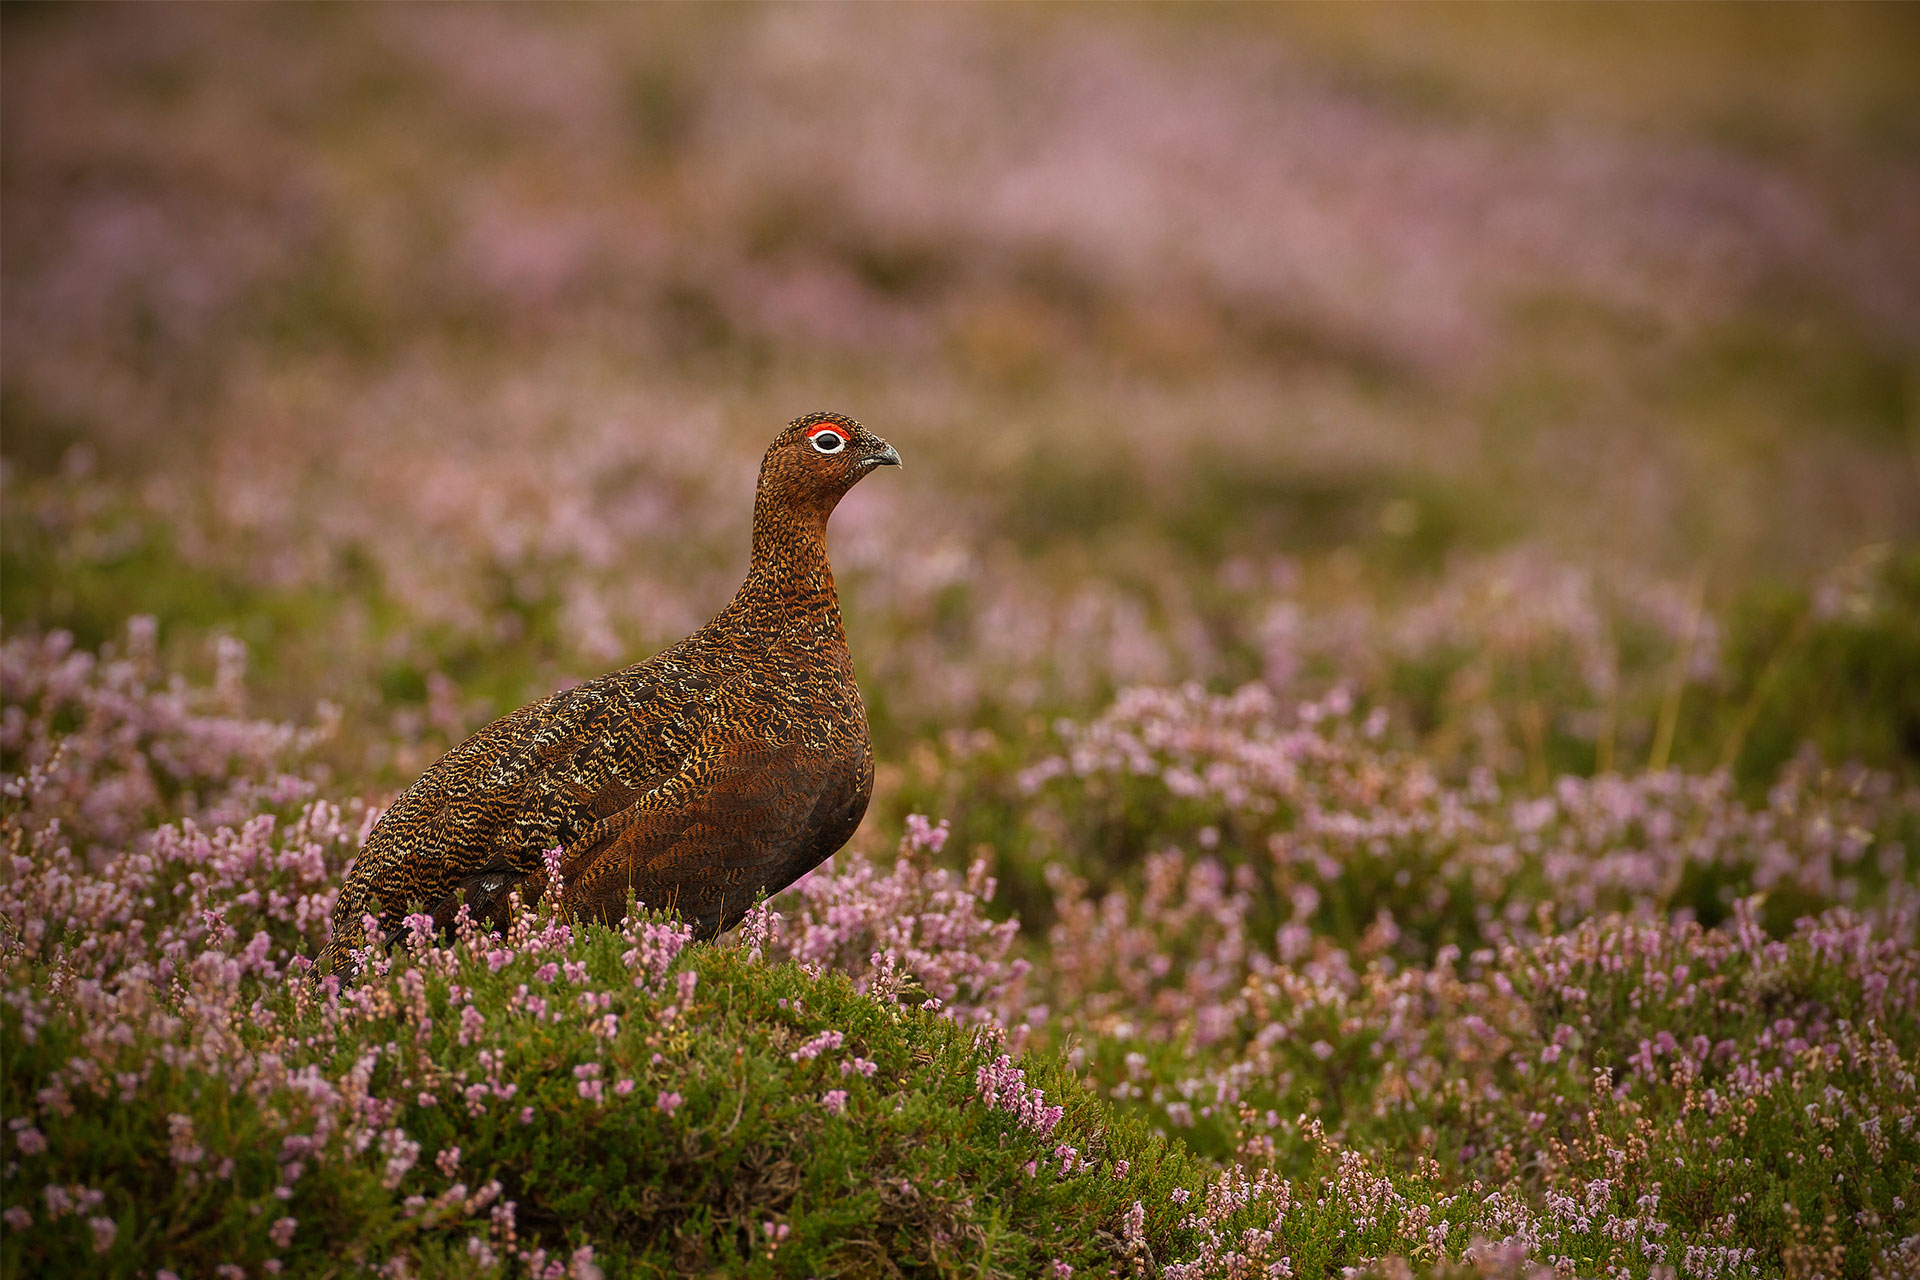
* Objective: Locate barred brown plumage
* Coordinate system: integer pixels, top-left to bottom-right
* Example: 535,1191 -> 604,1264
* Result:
315,412 -> 901,976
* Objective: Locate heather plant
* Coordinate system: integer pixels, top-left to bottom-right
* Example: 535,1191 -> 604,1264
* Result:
0,619 -> 331,855
1004,682 -> 1920,954
759,814 -> 1030,1032
893,678 -> 1920,1274
1036,892 -> 1920,1274
2,909 -> 1203,1276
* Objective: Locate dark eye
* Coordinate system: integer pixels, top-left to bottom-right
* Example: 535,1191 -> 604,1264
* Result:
810,431 -> 845,454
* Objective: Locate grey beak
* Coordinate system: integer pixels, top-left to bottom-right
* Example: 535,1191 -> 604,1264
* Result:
867,440 -> 903,470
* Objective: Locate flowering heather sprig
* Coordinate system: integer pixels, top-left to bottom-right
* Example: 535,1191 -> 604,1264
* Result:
737,900 -> 780,963
789,1030 -> 844,1063
976,1055 -> 1063,1138
620,915 -> 693,994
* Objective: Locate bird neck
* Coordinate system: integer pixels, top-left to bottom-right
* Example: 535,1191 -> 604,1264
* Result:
733,498 -> 842,634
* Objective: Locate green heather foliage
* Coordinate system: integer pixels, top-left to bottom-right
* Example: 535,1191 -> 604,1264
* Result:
2,926 -> 1200,1277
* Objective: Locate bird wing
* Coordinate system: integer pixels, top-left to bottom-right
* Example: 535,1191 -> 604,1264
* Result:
325,655 -> 720,959
553,714 -> 867,938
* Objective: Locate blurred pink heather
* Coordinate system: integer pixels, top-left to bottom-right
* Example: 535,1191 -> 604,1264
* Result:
1,622 -> 331,856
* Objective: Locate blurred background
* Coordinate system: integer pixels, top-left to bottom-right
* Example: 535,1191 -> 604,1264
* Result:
5,2 -> 1918,815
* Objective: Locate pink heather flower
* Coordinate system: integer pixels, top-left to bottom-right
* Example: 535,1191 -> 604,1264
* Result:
270,1216 -> 298,1248
821,1090 -> 849,1116
166,1114 -> 203,1166
379,1130 -> 421,1190
13,1127 -> 46,1156
903,813 -> 950,854
740,903 -> 780,961
2,1206 -> 30,1231
976,1055 -> 1063,1137
534,962 -> 559,984
840,1057 -> 879,1077
789,1030 -> 844,1062
614,1079 -> 635,1097
1171,1187 -> 1191,1204
519,1107 -> 535,1125
656,1091 -> 684,1116
1051,1262 -> 1074,1279
88,1215 -> 117,1253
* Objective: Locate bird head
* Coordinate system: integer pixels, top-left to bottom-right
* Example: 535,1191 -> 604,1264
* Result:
757,411 -> 902,517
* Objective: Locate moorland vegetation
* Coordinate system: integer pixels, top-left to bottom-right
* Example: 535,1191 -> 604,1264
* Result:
4,6 -> 1918,1276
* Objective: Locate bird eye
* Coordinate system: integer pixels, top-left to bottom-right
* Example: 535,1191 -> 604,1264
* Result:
810,430 -> 846,454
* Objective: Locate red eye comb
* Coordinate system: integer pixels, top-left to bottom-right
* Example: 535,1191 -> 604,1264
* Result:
805,422 -> 844,439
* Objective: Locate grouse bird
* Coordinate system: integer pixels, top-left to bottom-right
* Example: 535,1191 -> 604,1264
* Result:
317,412 -> 901,975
